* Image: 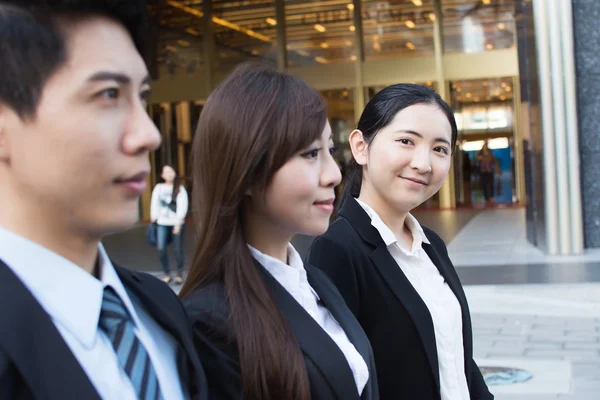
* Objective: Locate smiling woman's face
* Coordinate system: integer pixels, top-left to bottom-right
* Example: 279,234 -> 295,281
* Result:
356,103 -> 453,214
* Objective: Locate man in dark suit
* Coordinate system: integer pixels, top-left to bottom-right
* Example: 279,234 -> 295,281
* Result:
0,1 -> 207,399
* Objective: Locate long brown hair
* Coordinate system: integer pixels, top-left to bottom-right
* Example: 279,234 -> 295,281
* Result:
179,63 -> 327,400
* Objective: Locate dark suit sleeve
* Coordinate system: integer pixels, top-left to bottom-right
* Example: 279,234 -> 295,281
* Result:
0,348 -> 23,400
469,359 -> 494,399
307,236 -> 361,316
185,293 -> 243,400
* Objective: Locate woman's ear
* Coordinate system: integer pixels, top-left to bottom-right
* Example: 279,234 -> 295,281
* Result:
349,129 -> 368,166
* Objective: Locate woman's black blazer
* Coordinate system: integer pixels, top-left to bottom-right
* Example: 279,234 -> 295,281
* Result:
307,197 -> 493,400
183,261 -> 380,400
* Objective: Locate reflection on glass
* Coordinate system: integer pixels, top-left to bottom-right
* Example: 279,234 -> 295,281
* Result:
451,77 -> 514,132
212,0 -> 277,68
286,0 -> 356,66
362,0 -> 435,60
151,2 -> 206,78
442,0 -> 515,53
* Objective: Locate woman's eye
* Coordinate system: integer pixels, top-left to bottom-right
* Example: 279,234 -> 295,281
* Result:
398,139 -> 412,145
435,146 -> 449,155
329,145 -> 339,156
302,148 -> 320,159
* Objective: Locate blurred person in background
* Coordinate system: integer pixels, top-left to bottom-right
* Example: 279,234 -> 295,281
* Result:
0,1 -> 207,399
150,164 -> 189,284
477,142 -> 498,205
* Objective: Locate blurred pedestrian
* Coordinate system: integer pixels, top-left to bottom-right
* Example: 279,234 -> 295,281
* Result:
150,165 -> 188,284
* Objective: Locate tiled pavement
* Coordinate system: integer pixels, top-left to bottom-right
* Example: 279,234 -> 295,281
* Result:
466,284 -> 600,399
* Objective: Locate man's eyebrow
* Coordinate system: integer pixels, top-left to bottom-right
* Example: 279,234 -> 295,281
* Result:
87,72 -> 152,86
87,71 -> 131,84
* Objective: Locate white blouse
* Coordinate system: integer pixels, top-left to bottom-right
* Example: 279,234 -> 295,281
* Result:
356,199 -> 470,400
249,244 -> 369,395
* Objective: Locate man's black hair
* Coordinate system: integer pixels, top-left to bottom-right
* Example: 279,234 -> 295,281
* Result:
0,0 -> 152,119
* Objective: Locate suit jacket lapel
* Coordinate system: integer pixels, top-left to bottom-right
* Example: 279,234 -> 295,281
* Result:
115,267 -> 205,398
258,264 -> 361,400
0,261 -> 101,400
339,198 -> 441,391
305,265 -> 371,368
422,241 -> 474,383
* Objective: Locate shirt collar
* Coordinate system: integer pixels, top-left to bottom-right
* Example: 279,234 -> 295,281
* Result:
248,243 -> 305,273
354,198 -> 430,252
0,226 -> 140,349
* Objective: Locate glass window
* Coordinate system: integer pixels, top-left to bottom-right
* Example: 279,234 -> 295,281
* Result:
212,0 -> 278,68
442,0 -> 516,54
451,77 -> 514,132
361,0 -> 435,60
151,2 -> 206,79
286,0 -> 356,66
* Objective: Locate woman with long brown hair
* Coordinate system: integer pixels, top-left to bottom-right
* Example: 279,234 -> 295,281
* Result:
179,63 -> 379,400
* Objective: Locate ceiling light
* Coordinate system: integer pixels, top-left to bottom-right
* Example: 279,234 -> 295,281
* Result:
314,24 -> 326,32
345,40 -> 352,46
466,92 -> 472,98
266,18 -> 277,26
482,0 -> 491,4
406,42 -> 416,50
486,43 -> 494,50
320,42 -> 329,48
405,20 -> 416,29
500,95 -> 506,100
351,55 -> 357,61
497,22 -> 506,30
349,25 -> 356,32
482,81 -> 488,87
185,27 -> 200,36
429,13 -> 437,22
315,56 -> 328,64
347,3 -> 354,10
412,0 -> 423,5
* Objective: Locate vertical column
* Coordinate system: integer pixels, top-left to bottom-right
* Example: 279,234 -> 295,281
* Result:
512,77 -> 527,207
532,0 -> 559,254
176,101 -> 191,178
559,0 -> 583,253
433,0 -> 454,209
532,0 -> 583,255
202,0 -> 216,91
352,0 -> 365,123
548,0 -> 571,255
275,0 -> 287,72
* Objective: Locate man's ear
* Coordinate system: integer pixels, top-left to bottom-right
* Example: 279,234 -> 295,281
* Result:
0,104 -> 10,162
349,129 -> 368,166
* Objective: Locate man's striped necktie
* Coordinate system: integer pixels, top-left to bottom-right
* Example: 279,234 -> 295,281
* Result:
99,286 -> 164,400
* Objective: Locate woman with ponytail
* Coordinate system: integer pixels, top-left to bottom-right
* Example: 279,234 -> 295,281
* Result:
180,63 -> 379,400
307,84 -> 493,400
